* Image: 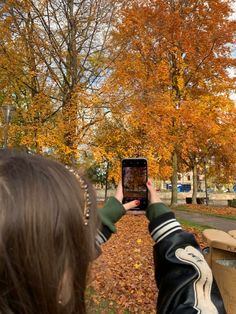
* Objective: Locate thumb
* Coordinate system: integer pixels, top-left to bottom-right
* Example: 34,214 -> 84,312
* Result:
146,179 -> 156,194
146,179 -> 161,204
123,200 -> 140,211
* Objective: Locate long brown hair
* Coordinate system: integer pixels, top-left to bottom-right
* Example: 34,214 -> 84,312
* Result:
0,149 -> 98,314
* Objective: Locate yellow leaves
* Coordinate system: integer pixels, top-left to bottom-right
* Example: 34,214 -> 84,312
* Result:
159,164 -> 173,180
132,238 -> 144,270
133,262 -> 142,269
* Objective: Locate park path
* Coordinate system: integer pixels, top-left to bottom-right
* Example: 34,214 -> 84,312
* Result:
174,210 -> 236,232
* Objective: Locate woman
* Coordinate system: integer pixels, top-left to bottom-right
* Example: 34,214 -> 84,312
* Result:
0,149 -> 98,313
0,149 -> 226,313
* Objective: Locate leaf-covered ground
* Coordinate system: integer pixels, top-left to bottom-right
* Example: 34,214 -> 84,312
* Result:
176,204 -> 236,218
87,214 -> 207,313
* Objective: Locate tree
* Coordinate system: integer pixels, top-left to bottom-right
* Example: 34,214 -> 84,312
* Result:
178,95 -> 236,203
0,0 -> 120,160
91,114 -> 162,184
106,0 -> 236,205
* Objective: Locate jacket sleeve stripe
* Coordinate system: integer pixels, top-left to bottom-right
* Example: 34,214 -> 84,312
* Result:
151,219 -> 182,243
96,233 -> 105,245
151,218 -> 176,236
98,229 -> 107,242
152,221 -> 181,241
154,226 -> 182,243
96,229 -> 108,245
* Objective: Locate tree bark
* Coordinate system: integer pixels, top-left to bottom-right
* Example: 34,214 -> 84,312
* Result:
171,150 -> 178,206
104,161 -> 109,201
192,162 -> 198,204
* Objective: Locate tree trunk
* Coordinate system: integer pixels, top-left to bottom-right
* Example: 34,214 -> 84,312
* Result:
62,96 -> 78,164
104,162 -> 109,201
171,150 -> 178,206
192,163 -> 198,204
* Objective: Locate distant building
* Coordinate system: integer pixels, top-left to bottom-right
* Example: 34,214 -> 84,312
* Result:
163,172 -> 205,192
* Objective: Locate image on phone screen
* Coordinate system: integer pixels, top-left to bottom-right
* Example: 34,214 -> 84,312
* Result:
122,158 -> 148,210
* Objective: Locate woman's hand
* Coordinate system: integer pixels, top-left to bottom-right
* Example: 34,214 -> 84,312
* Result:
115,182 -> 140,211
146,179 -> 162,204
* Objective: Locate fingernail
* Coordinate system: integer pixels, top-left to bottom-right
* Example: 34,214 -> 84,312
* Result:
135,200 -> 140,205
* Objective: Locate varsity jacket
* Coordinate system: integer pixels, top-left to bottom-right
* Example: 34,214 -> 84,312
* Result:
97,197 -> 226,314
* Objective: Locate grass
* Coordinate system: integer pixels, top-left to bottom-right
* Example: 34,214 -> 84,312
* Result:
179,219 -> 212,231
172,205 -> 192,211
173,205 -> 236,220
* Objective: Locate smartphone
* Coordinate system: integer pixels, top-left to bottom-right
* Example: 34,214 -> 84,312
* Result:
122,158 -> 148,210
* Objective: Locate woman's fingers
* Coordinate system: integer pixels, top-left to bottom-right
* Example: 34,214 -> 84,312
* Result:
147,179 -> 156,193
146,179 -> 161,204
123,200 -> 140,211
115,179 -> 161,210
114,181 -> 123,203
114,182 -> 139,210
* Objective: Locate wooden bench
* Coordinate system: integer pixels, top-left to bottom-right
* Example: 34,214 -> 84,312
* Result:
203,229 -> 236,314
228,230 -> 236,239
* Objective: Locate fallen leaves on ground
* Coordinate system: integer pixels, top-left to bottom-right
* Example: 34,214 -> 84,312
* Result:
88,214 -> 207,313
183,204 -> 236,217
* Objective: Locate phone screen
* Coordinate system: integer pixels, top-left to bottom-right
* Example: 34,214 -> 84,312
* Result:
122,158 -> 148,210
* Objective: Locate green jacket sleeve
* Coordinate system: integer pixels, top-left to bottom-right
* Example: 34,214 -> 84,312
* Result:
146,202 -> 171,222
99,197 -> 126,233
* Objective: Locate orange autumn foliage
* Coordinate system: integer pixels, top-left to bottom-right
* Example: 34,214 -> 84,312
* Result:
98,0 -> 236,193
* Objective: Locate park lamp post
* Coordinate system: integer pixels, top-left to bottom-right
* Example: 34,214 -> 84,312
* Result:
1,105 -> 16,148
